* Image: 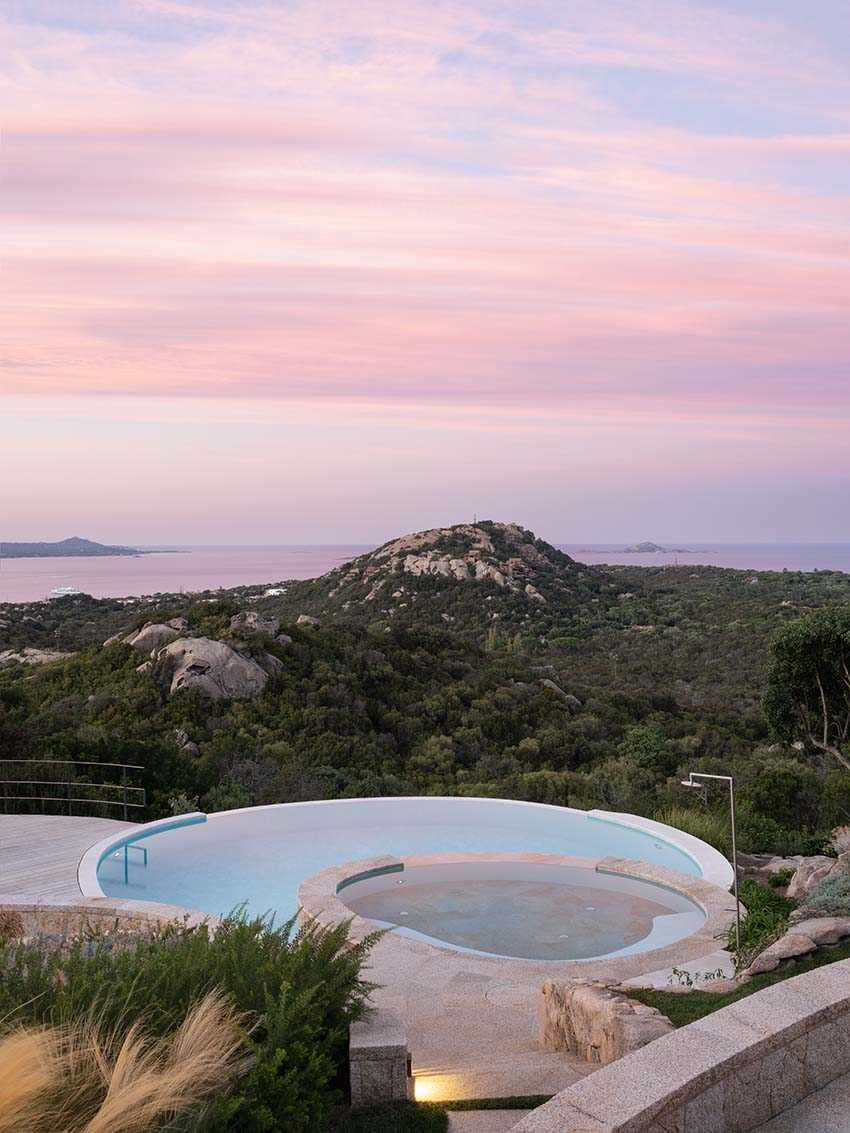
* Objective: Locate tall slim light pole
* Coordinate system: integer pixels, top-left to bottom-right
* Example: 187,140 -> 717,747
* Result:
680,771 -> 741,953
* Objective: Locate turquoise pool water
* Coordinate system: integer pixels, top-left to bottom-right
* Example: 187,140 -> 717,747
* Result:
95,798 -> 711,923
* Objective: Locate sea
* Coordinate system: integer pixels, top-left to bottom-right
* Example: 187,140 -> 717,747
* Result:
2,543 -> 850,605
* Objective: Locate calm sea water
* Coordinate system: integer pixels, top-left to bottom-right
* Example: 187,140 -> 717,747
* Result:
2,543 -> 849,604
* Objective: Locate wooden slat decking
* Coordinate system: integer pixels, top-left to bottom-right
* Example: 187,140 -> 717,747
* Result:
0,814 -> 135,902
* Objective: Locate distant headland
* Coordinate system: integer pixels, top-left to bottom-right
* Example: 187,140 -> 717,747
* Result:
1,537 -> 150,559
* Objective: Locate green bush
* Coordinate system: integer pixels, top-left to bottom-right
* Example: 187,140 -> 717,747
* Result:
801,868 -> 850,917
654,806 -> 730,855
0,913 -> 378,1133
334,1103 -> 448,1132
768,868 -> 795,889
732,879 -> 795,966
738,759 -> 822,831
736,806 -> 826,857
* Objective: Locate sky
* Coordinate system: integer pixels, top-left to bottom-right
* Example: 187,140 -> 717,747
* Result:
2,0 -> 850,545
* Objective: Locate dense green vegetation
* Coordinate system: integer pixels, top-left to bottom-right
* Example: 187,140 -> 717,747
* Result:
2,539 -> 850,853
0,913 -> 376,1133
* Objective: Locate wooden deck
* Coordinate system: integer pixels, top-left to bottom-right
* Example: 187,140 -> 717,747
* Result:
0,814 -> 135,902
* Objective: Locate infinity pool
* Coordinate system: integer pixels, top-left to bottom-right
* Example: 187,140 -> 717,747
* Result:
87,797 -> 731,922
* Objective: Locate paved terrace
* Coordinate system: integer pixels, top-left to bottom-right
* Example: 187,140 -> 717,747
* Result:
0,814 -> 134,901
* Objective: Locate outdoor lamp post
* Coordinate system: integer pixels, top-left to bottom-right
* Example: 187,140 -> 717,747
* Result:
680,771 -> 741,953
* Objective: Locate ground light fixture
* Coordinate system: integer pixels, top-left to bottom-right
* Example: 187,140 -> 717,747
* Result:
680,771 -> 741,952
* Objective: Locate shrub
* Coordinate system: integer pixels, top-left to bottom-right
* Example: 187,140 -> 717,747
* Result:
736,807 -> 826,857
654,806 -> 730,855
333,1102 -> 448,1132
738,759 -> 822,832
767,868 -> 794,889
732,879 -> 795,967
800,868 -> 850,918
0,914 -> 377,1133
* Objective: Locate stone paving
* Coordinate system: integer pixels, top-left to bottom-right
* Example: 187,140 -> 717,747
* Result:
376,957 -> 592,1099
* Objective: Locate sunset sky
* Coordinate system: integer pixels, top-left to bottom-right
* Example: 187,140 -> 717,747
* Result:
3,1 -> 849,544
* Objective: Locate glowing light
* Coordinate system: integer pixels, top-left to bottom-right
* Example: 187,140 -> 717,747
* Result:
412,1074 -> 454,1102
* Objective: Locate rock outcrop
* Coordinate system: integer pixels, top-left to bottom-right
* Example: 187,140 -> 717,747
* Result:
743,916 -> 850,976
159,638 -> 270,700
230,611 -> 280,637
539,679 -> 582,710
124,622 -> 181,653
297,614 -> 321,627
0,647 -> 75,668
786,856 -> 837,901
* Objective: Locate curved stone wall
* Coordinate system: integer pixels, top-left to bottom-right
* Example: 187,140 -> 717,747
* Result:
512,958 -> 850,1132
0,897 -> 214,941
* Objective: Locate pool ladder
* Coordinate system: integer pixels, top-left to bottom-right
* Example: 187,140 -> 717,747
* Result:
113,844 -> 149,884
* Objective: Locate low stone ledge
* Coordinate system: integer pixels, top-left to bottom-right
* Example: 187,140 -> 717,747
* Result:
512,958 -> 850,1133
0,898 -> 215,943
539,980 -> 673,1065
349,1008 -> 412,1109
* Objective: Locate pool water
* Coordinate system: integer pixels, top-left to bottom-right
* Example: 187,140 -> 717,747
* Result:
345,877 -> 696,960
94,798 -> 714,925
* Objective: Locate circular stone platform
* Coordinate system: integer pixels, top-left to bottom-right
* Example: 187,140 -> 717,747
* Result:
299,852 -> 736,983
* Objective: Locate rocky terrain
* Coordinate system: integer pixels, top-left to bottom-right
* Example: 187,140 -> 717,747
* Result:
101,613 -> 288,700
269,521 -> 604,639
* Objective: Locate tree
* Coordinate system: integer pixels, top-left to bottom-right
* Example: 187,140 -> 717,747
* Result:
765,609 -> 850,771
617,724 -> 676,775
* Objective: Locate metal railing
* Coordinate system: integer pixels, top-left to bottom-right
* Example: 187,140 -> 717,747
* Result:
0,760 -> 146,820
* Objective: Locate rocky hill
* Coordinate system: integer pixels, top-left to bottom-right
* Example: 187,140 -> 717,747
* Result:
268,521 -> 606,641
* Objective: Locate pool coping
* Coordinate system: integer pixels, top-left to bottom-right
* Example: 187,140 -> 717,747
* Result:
77,798 -> 734,900
298,852 -> 738,985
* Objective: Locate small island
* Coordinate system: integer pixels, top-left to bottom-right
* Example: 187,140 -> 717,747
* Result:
622,541 -> 693,554
1,537 -> 148,559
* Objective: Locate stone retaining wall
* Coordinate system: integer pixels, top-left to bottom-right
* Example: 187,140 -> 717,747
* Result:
513,958 -> 850,1132
0,898 -> 213,941
539,981 -> 673,1065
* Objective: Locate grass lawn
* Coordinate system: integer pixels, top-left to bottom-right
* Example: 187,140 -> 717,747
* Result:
624,939 -> 850,1028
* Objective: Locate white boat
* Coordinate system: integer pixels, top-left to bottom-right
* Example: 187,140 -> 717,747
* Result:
49,585 -> 83,599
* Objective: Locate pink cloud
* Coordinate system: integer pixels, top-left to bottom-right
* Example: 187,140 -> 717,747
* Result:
2,3 -> 850,434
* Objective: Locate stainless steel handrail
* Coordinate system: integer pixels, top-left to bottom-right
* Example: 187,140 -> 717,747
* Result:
0,759 -> 146,820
